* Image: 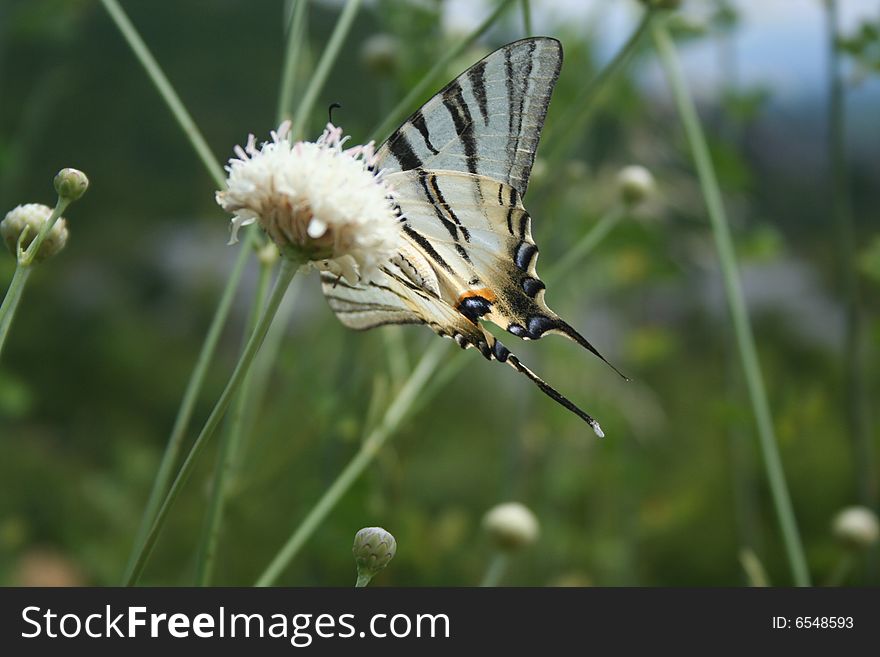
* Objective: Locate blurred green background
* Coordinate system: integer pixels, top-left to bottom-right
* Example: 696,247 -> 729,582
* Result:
1,0 -> 878,586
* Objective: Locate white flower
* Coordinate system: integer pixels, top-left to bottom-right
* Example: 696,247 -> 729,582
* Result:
1,203 -> 69,262
832,506 -> 879,550
483,502 -> 540,551
216,121 -> 401,283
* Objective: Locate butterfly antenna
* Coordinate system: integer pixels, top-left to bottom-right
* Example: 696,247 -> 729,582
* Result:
328,102 -> 342,124
499,348 -> 604,438
553,319 -> 629,381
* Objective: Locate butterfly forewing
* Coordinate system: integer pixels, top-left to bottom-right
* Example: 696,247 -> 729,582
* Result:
375,37 -> 562,197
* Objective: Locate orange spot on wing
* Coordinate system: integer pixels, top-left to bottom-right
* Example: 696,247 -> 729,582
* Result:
456,287 -> 497,306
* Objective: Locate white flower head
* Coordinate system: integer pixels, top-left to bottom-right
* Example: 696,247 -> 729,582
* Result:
216,121 -> 401,283
1,203 -> 69,262
832,506 -> 879,550
483,502 -> 540,552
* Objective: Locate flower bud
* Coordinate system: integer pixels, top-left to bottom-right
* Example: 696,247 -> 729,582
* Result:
353,526 -> 396,586
617,165 -> 656,206
832,506 -> 879,550
53,168 -> 89,202
483,502 -> 539,552
1,204 -> 69,262
360,34 -> 400,76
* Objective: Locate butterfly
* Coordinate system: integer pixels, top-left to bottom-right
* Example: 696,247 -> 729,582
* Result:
321,37 -> 622,437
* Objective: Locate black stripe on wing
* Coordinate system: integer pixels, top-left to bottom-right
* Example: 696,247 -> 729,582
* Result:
377,37 -> 562,196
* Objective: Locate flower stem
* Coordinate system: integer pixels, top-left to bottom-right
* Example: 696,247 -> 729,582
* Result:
521,0 -> 532,35
255,339 -> 449,586
291,0 -> 362,139
480,553 -> 509,587
194,257 -> 274,585
825,0 -> 874,507
0,265 -> 32,360
188,0 -> 315,585
355,572 -> 373,588
276,0 -> 309,126
738,548 -> 769,587
368,0 -> 518,142
100,0 -> 225,186
652,21 -> 810,586
124,256 -> 301,586
825,552 -> 855,587
541,7 -> 655,161
102,0 -> 271,579
121,235 -> 253,580
544,205 -> 626,285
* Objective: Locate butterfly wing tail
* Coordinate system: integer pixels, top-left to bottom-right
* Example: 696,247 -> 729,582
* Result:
478,329 -> 604,437
504,353 -> 605,438
548,319 -> 628,381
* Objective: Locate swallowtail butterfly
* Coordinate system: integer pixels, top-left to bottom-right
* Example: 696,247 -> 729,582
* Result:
322,37 -> 622,436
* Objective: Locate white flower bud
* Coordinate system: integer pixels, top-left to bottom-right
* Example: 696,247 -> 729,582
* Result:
832,506 -> 879,550
360,34 -> 400,76
53,168 -> 89,202
353,526 -> 397,586
617,165 -> 656,206
483,502 -> 539,551
217,121 -> 400,283
1,204 -> 69,262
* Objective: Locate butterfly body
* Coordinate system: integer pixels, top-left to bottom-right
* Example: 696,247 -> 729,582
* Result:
322,37 -> 618,436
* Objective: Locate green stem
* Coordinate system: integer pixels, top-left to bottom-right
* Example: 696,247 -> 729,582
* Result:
189,0 -> 316,582
255,339 -> 449,586
0,265 -> 32,359
291,0 -> 362,139
541,8 -> 655,161
231,278 -> 303,474
368,0 -> 518,142
194,257 -> 274,585
521,0 -> 532,35
100,0 -> 225,186
124,256 -> 301,586
825,552 -> 855,587
825,0 -> 874,507
276,0 -> 309,126
652,21 -> 810,587
480,553 -> 509,587
738,548 -> 769,587
544,205 -> 625,284
122,235 -> 253,580
102,0 -> 271,579
355,572 -> 373,588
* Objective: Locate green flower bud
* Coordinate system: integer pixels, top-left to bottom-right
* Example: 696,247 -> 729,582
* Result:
617,165 -> 656,207
832,506 -> 879,550
483,502 -> 539,552
360,34 -> 400,76
1,204 -> 69,262
353,526 -> 396,586
53,168 -> 89,202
